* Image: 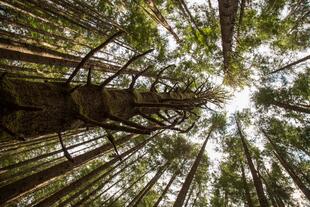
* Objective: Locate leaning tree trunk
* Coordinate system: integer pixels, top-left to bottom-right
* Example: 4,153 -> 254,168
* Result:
127,162 -> 168,207
33,134 -> 153,207
236,117 -> 269,207
272,101 -> 310,114
263,130 -> 310,200
153,168 -> 179,207
173,125 -> 213,207
240,161 -> 254,207
0,132 -> 145,205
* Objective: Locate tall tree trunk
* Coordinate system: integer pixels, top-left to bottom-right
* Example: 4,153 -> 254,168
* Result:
34,134 -> 154,206
184,183 -> 195,207
153,169 -> 179,207
269,54 -> 310,74
272,101 -> 310,114
105,167 -> 155,206
236,117 -> 269,207
61,151 -> 147,206
263,130 -> 310,200
173,125 -> 213,207
127,162 -> 169,207
218,0 -> 239,72
0,75 -> 212,138
0,133 -> 139,204
240,161 -> 254,207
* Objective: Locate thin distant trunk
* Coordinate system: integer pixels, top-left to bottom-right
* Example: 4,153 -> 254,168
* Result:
272,101 -> 310,114
0,133 -> 103,171
106,167 -> 154,206
127,162 -> 169,207
257,167 -> 278,207
236,117 -> 269,207
184,184 -> 195,207
143,0 -> 180,42
153,169 -> 179,207
263,130 -> 310,200
65,151 -> 147,207
0,133 -> 138,204
173,125 -> 213,207
269,55 -> 310,74
240,161 -> 254,207
34,134 -> 154,207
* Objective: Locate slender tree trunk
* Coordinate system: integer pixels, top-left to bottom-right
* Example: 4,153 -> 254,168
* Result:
153,169 -> 179,207
269,55 -> 310,74
240,161 -> 254,207
0,133 -> 104,171
184,184 -> 195,207
106,167 -> 155,206
263,130 -> 310,200
127,162 -> 169,207
273,101 -> 310,114
173,125 -> 213,207
62,151 -> 147,207
236,117 -> 269,207
0,133 -> 137,204
34,134 -> 154,206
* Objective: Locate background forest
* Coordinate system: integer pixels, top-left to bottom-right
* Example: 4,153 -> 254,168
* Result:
0,0 -> 309,206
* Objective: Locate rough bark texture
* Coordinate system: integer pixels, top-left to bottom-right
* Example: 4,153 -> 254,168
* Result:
218,0 -> 239,72
0,77 -> 201,138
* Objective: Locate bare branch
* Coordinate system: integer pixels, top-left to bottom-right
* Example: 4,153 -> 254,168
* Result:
139,112 -> 166,126
106,131 -> 122,160
128,65 -> 152,90
78,114 -> 151,134
66,31 -> 123,85
150,65 -> 174,92
58,132 -> 74,163
100,49 -> 154,88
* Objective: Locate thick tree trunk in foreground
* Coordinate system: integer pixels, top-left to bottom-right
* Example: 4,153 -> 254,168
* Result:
153,169 -> 179,207
0,133 -> 138,204
263,130 -> 310,200
236,117 -> 269,207
173,126 -> 213,207
0,77 -> 203,138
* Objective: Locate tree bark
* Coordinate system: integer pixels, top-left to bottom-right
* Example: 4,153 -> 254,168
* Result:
173,125 -> 213,207
272,101 -> 310,114
240,161 -> 254,207
33,134 -> 155,206
236,117 -> 269,207
269,55 -> 310,74
64,151 -> 147,207
0,77 -> 207,138
263,130 -> 310,200
0,133 -> 138,204
127,162 -> 169,207
153,169 -> 179,207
